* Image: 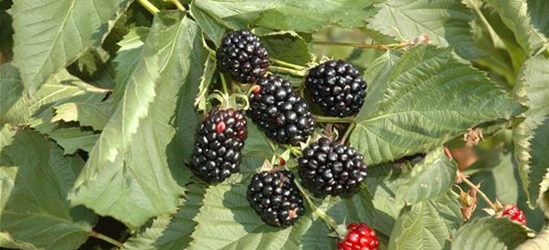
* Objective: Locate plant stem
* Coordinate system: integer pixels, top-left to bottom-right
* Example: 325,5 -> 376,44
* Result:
136,0 -> 160,15
458,172 -> 497,210
165,0 -> 187,11
220,73 -> 230,95
270,66 -> 306,77
90,231 -> 123,248
313,41 -> 407,51
294,180 -> 339,231
340,123 -> 355,144
271,58 -> 306,70
314,115 -> 355,124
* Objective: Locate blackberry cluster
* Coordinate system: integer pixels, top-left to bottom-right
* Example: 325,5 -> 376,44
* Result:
298,138 -> 367,196
248,75 -> 315,145
305,60 -> 367,117
247,170 -> 305,227
217,30 -> 270,83
190,108 -> 247,183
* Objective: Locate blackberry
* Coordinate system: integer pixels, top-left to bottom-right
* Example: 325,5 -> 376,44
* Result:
247,170 -> 305,227
217,30 -> 270,83
248,75 -> 315,145
305,60 -> 367,117
190,108 -> 247,183
298,138 -> 367,196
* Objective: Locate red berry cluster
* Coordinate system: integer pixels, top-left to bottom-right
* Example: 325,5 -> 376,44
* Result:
337,223 -> 379,250
502,205 -> 527,226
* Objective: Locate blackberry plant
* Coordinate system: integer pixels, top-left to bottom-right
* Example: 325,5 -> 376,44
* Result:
2,0 -> 547,249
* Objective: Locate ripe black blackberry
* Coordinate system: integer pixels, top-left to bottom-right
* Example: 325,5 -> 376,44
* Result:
190,108 -> 247,183
217,30 -> 270,83
305,60 -> 367,117
247,170 -> 305,227
298,138 -> 367,196
248,75 -> 315,145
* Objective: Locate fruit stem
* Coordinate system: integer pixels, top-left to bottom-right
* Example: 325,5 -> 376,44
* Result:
340,123 -> 356,144
293,180 -> 340,232
90,230 -> 123,248
165,0 -> 187,12
458,172 -> 498,210
220,73 -> 230,95
313,41 -> 408,51
271,58 -> 307,70
136,0 -> 160,15
270,66 -> 307,77
314,115 -> 355,124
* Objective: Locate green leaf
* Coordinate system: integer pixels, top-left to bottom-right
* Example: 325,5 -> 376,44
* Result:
0,63 -> 110,125
241,119 -> 275,160
191,0 -> 377,45
528,0 -> 549,38
388,201 -> 450,250
194,55 -> 215,111
396,148 -> 457,205
113,27 -> 150,104
52,101 -> 114,131
46,128 -> 99,154
513,54 -> 549,207
361,164 -> 408,236
485,0 -> 549,55
10,0 -> 133,94
70,12 -> 208,229
0,231 -> 39,250
516,228 -> 549,250
351,46 -> 522,165
0,126 -> 97,250
369,0 -> 482,59
451,217 -> 532,250
122,184 -> 207,250
259,30 -> 312,65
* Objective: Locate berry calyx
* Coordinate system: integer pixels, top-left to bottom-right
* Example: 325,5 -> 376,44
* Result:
248,75 -> 315,145
298,138 -> 367,196
247,169 -> 305,227
337,223 -> 379,250
501,205 -> 527,226
305,60 -> 367,117
189,108 -> 247,183
217,30 -> 270,83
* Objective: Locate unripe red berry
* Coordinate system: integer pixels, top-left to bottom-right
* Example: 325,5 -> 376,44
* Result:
337,223 -> 379,250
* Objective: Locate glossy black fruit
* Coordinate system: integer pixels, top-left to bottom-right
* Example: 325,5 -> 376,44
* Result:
247,170 -> 305,227
248,75 -> 315,145
305,60 -> 367,117
298,138 -> 367,196
190,108 -> 247,183
217,30 -> 270,83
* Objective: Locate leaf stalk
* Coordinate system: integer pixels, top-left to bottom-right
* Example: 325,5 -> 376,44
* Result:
90,231 -> 123,248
